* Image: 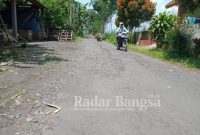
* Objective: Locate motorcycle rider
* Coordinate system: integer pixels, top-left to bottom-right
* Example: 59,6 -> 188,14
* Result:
116,22 -> 128,48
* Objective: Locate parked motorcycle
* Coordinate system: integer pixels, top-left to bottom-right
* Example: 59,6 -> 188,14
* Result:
117,32 -> 128,51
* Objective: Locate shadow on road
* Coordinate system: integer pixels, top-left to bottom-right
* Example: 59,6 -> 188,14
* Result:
0,44 -> 69,68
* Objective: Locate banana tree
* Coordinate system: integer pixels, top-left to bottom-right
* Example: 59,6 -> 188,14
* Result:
149,12 -> 177,48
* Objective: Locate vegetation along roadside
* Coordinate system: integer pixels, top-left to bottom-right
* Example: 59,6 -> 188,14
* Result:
104,33 -> 200,69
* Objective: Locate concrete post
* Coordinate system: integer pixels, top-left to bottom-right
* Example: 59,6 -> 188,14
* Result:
11,0 -> 18,39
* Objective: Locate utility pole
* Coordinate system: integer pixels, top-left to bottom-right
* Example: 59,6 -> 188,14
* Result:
68,0 -> 72,26
11,0 -> 18,39
70,4 -> 72,26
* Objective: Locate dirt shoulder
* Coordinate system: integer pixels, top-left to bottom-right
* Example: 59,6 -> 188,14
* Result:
0,41 -> 78,135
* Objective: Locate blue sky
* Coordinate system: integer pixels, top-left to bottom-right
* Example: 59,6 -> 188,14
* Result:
76,0 -> 91,5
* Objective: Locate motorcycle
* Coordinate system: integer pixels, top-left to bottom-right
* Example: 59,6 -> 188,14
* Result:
117,32 -> 128,52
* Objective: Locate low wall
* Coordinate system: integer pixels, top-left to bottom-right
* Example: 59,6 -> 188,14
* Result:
33,32 -> 45,41
182,24 -> 200,39
18,30 -> 45,41
18,30 -> 33,40
139,39 -> 154,46
135,31 -> 154,46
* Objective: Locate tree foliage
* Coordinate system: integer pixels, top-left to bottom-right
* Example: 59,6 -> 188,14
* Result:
39,0 -> 97,36
149,12 -> 177,48
178,0 -> 200,12
165,28 -> 194,56
91,0 -> 117,32
39,0 -> 117,35
92,0 -> 116,21
116,0 -> 156,29
39,0 -> 68,29
87,10 -> 104,34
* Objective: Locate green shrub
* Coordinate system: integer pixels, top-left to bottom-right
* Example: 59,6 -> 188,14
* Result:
104,32 -> 116,44
165,28 -> 195,57
128,45 -> 200,69
128,32 -> 138,44
149,12 -> 177,48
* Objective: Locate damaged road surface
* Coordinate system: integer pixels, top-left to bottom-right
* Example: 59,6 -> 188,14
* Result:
0,39 -> 200,135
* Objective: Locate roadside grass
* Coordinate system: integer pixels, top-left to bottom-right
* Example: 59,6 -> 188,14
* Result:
128,45 -> 200,69
42,54 -> 62,61
0,48 -> 19,62
74,36 -> 83,43
103,34 -> 200,69
105,32 -> 116,44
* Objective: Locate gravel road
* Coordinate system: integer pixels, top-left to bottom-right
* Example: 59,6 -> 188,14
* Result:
0,39 -> 200,135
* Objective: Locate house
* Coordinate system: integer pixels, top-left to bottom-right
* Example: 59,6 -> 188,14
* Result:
165,0 -> 200,39
165,0 -> 184,17
0,0 -> 45,40
165,0 -> 200,18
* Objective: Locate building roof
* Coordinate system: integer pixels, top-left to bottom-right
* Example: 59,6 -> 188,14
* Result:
28,0 -> 45,9
5,0 -> 45,9
165,0 -> 178,9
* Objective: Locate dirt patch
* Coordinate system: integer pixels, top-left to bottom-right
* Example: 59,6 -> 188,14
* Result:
0,41 -> 72,134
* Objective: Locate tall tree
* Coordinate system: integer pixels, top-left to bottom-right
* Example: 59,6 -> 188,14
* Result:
116,0 -> 156,30
91,0 -> 117,32
88,10 -> 104,34
39,0 -> 96,36
178,0 -> 200,12
39,0 -> 68,29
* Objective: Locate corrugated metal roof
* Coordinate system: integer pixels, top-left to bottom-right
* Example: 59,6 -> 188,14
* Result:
5,0 -> 45,9
28,0 -> 45,9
